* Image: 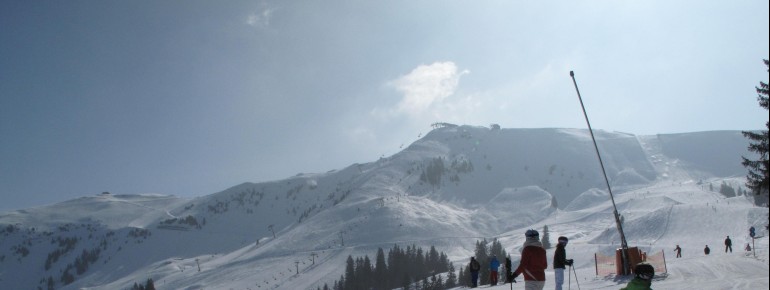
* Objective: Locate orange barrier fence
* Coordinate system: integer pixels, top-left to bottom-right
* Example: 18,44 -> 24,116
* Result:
595,248 -> 667,276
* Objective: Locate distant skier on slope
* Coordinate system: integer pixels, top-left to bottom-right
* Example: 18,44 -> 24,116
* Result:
620,262 -> 655,290
674,245 -> 682,258
724,236 -> 732,253
511,229 -> 548,290
704,245 -> 711,255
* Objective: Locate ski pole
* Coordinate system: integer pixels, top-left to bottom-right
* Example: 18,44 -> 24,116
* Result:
571,264 -> 582,290
568,265 -> 572,290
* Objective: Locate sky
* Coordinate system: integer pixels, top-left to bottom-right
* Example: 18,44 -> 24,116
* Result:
1,0 -> 768,212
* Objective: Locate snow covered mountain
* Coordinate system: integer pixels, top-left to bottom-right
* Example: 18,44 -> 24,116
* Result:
1,126 -> 767,290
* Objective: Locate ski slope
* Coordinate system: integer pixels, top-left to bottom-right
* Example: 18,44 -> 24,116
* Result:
1,126 -> 767,290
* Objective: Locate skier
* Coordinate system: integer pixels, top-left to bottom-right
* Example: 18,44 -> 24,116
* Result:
505,256 -> 513,283
724,236 -> 732,253
745,243 -> 751,251
490,255 -> 500,285
674,245 -> 682,258
704,245 -> 710,255
511,229 -> 548,290
469,256 -> 481,288
620,262 -> 655,290
553,236 -> 569,290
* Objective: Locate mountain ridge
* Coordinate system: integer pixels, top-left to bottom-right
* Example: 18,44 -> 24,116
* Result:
1,126 -> 765,290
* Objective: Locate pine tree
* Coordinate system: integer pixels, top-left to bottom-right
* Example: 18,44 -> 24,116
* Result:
401,272 -> 412,290
332,244 -> 456,289
720,182 -> 736,197
427,246 -> 440,272
416,247 -> 426,279
131,282 -> 145,290
344,256 -> 355,290
742,59 -> 770,206
336,275 -> 344,290
362,256 -> 373,289
489,238 -> 507,259
446,263 -> 457,288
435,274 -> 444,290
474,239 -> 490,285
457,265 -> 466,287
145,278 -> 156,290
541,225 -> 552,249
435,274 -> 444,289
374,248 -> 388,290
440,252 -> 450,272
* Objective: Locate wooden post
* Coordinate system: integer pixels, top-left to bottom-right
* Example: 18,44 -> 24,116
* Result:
594,253 -> 598,276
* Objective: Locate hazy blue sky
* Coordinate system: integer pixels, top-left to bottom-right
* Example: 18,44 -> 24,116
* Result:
1,0 -> 768,211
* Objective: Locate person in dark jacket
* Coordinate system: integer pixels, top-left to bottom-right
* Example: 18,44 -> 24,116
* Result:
553,236 -> 568,290
489,255 -> 500,285
704,245 -> 711,255
512,229 -> 548,290
505,256 -> 513,283
469,256 -> 481,288
724,236 -> 732,253
674,245 -> 682,258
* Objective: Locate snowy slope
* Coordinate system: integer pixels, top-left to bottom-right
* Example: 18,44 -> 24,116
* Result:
1,125 -> 767,290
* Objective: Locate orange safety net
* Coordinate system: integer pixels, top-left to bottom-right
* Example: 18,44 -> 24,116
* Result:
595,248 -> 667,276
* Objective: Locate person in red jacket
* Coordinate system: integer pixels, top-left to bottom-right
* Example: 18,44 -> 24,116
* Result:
511,229 -> 548,290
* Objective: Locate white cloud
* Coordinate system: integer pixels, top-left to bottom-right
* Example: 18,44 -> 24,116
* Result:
388,61 -> 469,117
247,6 -> 276,28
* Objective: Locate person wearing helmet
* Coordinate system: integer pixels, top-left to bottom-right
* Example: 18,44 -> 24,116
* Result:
620,262 -> 654,290
553,236 -> 569,290
511,229 -> 548,290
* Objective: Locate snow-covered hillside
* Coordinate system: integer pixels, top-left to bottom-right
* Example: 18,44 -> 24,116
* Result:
1,125 -> 767,290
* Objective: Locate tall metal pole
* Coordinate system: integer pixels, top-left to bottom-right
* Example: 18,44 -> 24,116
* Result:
569,71 -> 630,274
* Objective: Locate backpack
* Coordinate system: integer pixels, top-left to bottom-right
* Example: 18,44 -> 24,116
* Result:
470,260 -> 480,271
